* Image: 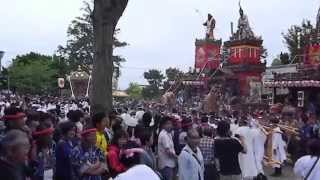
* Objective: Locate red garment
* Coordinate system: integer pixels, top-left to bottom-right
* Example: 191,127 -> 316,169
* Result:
107,144 -> 126,176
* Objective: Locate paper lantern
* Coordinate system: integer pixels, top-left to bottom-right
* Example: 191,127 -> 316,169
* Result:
58,78 -> 65,88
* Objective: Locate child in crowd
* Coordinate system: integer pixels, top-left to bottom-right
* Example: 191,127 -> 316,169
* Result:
92,112 -> 109,155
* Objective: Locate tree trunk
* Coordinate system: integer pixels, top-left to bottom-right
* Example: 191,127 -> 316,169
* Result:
91,0 -> 128,115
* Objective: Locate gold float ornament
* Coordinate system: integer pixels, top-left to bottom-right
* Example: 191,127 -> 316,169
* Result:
263,156 -> 281,166
68,66 -> 90,99
277,124 -> 300,136
255,118 -> 298,167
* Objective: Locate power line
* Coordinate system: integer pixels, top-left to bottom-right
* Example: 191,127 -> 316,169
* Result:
121,66 -> 170,71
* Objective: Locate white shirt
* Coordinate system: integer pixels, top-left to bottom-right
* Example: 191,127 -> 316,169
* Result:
158,129 -> 176,169
121,113 -> 138,127
114,164 -> 160,180
230,123 -> 239,136
294,155 -> 320,180
135,110 -> 145,121
0,106 -> 4,116
71,103 -> 78,110
178,145 -> 204,180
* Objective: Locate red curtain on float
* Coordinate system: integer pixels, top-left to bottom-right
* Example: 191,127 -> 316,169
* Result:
229,47 -> 261,65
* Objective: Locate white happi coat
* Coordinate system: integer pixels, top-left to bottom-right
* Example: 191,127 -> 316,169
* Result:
178,145 -> 204,180
235,126 -> 259,178
252,127 -> 267,173
272,127 -> 287,168
294,155 -> 320,180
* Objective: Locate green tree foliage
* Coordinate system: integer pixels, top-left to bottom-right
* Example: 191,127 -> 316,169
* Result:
142,84 -> 160,99
57,0 -> 127,78
165,67 -> 184,81
271,57 -> 282,66
0,68 -> 9,89
282,20 -> 313,63
142,69 -> 165,99
126,82 -> 142,99
144,69 -> 165,87
279,52 -> 290,64
8,52 -> 60,94
271,52 -> 290,66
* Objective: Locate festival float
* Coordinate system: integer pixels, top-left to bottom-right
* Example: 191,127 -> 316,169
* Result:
68,66 -> 127,99
223,4 -> 266,100
67,66 -> 91,99
165,3 -> 267,111
263,7 -> 320,109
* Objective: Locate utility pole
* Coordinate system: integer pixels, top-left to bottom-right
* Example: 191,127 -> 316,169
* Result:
7,75 -> 9,92
0,51 -> 7,92
0,51 -> 4,73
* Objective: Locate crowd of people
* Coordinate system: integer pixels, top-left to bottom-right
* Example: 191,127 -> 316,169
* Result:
0,93 -> 319,180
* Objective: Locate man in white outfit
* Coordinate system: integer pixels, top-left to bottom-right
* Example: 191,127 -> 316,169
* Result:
251,122 -> 267,174
294,139 -> 320,180
158,118 -> 177,180
135,107 -> 145,122
178,128 -> 204,180
270,119 -> 287,176
234,120 -> 259,179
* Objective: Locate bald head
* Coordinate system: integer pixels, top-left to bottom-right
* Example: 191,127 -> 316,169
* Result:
186,128 -> 201,151
1,130 -> 29,150
187,128 -> 200,139
0,130 -> 30,163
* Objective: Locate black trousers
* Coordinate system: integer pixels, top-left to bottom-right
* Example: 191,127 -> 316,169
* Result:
204,164 -> 219,180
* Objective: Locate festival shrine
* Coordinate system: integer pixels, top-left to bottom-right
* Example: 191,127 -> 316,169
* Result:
193,4 -> 265,101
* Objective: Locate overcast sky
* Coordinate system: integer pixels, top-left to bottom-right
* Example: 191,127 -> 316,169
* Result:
1,0 -> 320,89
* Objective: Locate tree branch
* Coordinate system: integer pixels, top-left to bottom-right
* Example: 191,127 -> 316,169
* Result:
110,0 -> 129,24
